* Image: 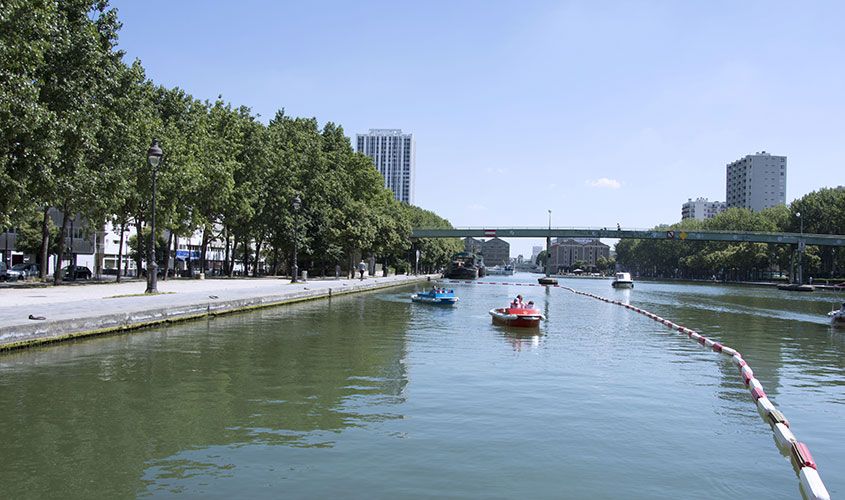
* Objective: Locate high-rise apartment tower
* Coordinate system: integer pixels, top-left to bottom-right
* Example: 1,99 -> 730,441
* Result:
725,151 -> 786,212
356,129 -> 415,204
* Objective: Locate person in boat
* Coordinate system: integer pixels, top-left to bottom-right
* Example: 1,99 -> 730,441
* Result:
526,300 -> 535,309
510,299 -> 519,309
516,295 -> 525,307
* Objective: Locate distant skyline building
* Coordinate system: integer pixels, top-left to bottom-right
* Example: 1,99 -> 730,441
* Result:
681,197 -> 726,220
356,129 -> 415,204
725,151 -> 787,212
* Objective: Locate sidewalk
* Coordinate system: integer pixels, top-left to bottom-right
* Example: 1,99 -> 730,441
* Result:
0,274 -> 434,351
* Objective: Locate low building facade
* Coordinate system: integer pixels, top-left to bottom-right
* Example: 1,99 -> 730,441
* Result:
481,237 -> 510,266
464,237 -> 483,254
549,238 -> 610,272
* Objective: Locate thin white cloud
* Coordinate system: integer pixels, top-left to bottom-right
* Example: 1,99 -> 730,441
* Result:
586,178 -> 621,189
467,203 -> 487,211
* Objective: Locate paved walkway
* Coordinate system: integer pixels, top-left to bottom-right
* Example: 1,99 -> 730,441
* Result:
0,275 -> 433,350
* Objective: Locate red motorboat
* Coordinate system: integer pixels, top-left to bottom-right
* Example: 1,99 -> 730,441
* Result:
489,307 -> 544,328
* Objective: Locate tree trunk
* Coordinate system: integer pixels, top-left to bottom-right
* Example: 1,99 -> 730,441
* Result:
162,230 -> 173,281
200,226 -> 209,273
38,206 -> 50,278
53,207 -> 69,285
229,233 -> 238,277
134,219 -> 144,278
92,222 -> 102,280
224,226 -> 230,276
172,233 -> 179,278
242,238 -> 250,277
116,220 -> 126,283
272,246 -> 279,275
253,238 -> 262,277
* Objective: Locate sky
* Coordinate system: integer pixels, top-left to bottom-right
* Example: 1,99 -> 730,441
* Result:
109,0 -> 844,257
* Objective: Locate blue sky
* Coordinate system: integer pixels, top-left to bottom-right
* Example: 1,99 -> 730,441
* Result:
111,1 -> 844,257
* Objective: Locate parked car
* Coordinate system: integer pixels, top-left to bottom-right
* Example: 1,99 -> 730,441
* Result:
61,265 -> 92,280
7,263 -> 39,280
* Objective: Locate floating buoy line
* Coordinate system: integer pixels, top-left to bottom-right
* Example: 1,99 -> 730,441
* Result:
442,279 -> 831,500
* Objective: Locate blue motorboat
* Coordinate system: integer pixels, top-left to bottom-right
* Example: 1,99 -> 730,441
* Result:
411,287 -> 459,305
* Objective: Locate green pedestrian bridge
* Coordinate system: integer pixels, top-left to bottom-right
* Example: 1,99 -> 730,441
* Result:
410,227 -> 845,247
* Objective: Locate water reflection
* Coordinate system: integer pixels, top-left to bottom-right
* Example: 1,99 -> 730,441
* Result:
0,294 -> 411,499
499,330 -> 542,351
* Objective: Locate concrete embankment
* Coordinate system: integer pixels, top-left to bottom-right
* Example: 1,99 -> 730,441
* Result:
0,275 -> 434,351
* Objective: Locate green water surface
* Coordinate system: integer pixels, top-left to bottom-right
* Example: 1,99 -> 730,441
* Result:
1,276 -> 843,499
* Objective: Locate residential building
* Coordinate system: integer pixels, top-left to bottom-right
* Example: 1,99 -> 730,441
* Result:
481,237 -> 510,266
725,151 -> 787,212
1,210 -> 96,275
681,197 -> 726,220
549,238 -> 610,272
356,128 -> 415,204
2,215 -> 251,279
531,245 -> 543,262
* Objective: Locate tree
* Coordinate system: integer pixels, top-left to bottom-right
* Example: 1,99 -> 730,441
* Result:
535,250 -> 547,268
596,255 -> 615,273
32,0 -> 124,283
0,0 -> 59,229
2,2 -> 466,282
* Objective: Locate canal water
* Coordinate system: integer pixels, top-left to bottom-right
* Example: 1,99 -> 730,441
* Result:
1,275 -> 843,499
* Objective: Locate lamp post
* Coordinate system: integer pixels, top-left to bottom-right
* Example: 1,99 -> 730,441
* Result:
291,194 -> 301,283
546,209 -> 552,277
145,139 -> 163,294
796,211 -> 804,285
538,210 -> 558,285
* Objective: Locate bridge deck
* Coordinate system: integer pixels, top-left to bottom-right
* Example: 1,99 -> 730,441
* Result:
410,227 -> 845,246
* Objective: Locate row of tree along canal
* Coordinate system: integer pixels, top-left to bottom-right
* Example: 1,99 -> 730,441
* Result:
615,188 -> 845,283
1,1 -> 462,284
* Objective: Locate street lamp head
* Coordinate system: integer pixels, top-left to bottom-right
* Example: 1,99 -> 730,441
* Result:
292,195 -> 301,211
796,212 -> 801,217
147,139 -> 163,168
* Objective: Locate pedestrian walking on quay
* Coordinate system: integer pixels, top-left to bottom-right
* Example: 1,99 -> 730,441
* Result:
358,260 -> 367,280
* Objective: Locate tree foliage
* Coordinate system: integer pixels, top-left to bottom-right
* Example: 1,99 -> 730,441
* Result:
1,4 -> 459,279
616,189 -> 845,281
